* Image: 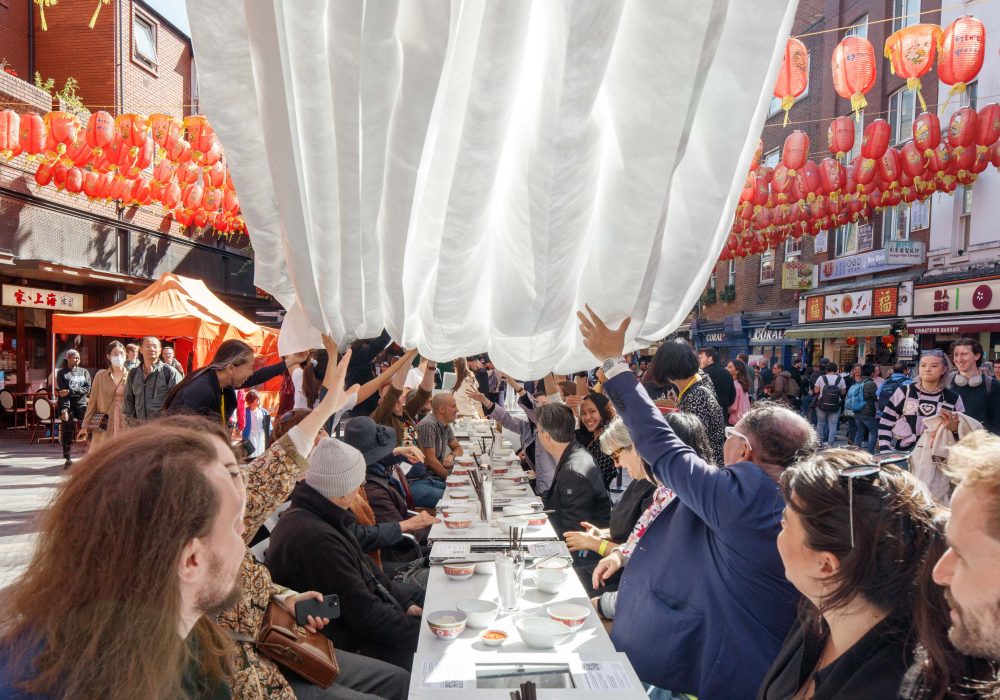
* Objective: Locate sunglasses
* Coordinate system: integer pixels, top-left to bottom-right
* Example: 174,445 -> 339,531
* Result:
839,454 -> 909,547
724,426 -> 750,443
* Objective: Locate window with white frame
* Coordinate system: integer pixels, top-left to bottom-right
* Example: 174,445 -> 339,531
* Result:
835,223 -> 858,258
133,12 -> 158,67
892,0 -> 920,33
785,236 -> 802,259
883,205 -> 910,242
888,88 -> 916,145
709,271 -> 717,290
763,148 -> 781,168
845,15 -> 869,39
760,248 -> 775,284
957,185 -> 973,255
847,111 -> 864,163
962,80 -> 978,111
727,259 -> 736,286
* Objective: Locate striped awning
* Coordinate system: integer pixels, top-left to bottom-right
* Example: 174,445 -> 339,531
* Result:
785,322 -> 892,339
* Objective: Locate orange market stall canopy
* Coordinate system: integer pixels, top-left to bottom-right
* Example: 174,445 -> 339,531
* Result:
51,273 -> 282,412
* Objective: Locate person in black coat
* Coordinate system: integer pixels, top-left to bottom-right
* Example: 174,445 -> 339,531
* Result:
756,450 -> 939,700
538,403 -> 611,594
55,349 -> 91,467
161,339 -> 304,425
266,439 -> 424,672
697,346 -> 736,413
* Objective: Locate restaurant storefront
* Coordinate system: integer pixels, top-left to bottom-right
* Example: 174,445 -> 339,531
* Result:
910,273 -> 1000,361
694,312 -> 799,366
786,282 -> 911,369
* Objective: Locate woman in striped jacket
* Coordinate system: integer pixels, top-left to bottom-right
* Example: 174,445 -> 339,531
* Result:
878,350 -> 964,453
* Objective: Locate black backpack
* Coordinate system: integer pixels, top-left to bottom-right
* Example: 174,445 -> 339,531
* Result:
817,375 -> 842,412
876,376 -> 910,416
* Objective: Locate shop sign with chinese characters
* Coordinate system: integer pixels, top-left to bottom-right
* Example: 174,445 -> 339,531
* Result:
801,286 -> 899,323
914,279 -> 1000,316
1,285 -> 84,312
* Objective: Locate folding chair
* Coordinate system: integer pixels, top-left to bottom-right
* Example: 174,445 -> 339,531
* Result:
30,397 -> 60,445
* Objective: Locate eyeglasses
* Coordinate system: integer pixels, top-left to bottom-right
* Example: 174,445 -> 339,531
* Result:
609,445 -> 631,463
838,454 -> 909,547
724,426 -> 750,443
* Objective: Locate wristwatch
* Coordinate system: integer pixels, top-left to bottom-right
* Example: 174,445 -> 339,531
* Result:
601,357 -> 619,374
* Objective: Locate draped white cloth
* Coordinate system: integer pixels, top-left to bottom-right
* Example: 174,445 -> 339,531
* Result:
188,0 -> 797,377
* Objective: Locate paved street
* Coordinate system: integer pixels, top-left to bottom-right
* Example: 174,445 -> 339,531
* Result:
0,438 -> 67,589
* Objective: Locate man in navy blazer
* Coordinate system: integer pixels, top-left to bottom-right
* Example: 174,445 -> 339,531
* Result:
578,307 -> 815,700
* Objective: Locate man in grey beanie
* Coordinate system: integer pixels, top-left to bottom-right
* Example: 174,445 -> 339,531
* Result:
266,438 -> 424,671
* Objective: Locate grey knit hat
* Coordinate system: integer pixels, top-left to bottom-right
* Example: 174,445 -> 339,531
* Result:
306,438 -> 367,499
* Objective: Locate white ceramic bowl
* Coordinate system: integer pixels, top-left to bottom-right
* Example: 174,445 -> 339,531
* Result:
525,513 -> 549,530
444,516 -> 472,530
457,599 -> 498,629
514,617 -> 572,649
474,561 -> 496,575
449,489 -> 474,500
495,516 -> 529,535
445,476 -> 468,488
535,569 -> 568,594
427,610 -> 467,640
480,629 -> 507,647
443,563 -> 476,580
502,504 -> 535,516
547,603 -> 591,629
441,507 -> 477,520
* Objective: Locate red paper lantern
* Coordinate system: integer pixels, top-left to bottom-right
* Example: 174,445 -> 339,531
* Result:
148,113 -> 183,150
773,38 -> 809,126
205,161 -> 226,188
161,182 -> 182,210
173,207 -> 194,228
947,106 -> 978,154
82,170 -> 101,199
166,138 -> 192,163
938,16 -> 986,103
991,140 -> 1000,168
64,167 -> 84,194
882,335 -> 895,345
913,112 -> 941,158
975,103 -> 1000,152
0,110 -> 19,160
832,36 -> 877,116
900,141 -> 927,178
18,112 -> 46,157
884,24 -> 941,111
782,131 -> 810,174
793,160 -> 821,200
153,158 -> 178,184
772,164 -> 794,203
33,162 -> 53,187
750,139 -> 763,172
181,183 -> 204,210
95,172 -> 115,200
861,119 -> 891,160
85,111 -> 115,156
62,139 -> 92,168
818,157 -> 846,195
184,115 -> 216,155
828,116 -> 855,159
878,147 -> 901,186
44,112 -> 80,157
846,336 -> 858,346
176,161 -> 200,186
130,177 -> 152,206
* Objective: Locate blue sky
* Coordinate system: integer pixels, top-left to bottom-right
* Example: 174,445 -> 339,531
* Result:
145,0 -> 190,36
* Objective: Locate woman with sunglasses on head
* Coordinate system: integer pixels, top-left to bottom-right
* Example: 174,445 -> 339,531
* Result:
758,450 -> 939,700
878,350 -> 965,454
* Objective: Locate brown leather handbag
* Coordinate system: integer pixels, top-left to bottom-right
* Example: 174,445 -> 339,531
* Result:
235,602 -> 339,688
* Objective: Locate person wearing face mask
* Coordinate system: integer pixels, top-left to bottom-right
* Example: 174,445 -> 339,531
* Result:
78,341 -> 130,452
948,338 -> 1000,435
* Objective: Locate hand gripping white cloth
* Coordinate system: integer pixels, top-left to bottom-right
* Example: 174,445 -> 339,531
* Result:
188,0 -> 797,377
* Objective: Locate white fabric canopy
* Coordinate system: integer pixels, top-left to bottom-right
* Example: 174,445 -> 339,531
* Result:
188,0 -> 797,376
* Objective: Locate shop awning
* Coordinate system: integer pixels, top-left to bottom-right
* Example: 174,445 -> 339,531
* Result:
785,322 -> 892,339
908,316 -> 1000,334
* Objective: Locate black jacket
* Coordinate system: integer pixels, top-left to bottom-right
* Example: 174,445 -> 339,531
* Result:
702,362 -> 736,412
56,366 -> 91,412
164,361 -> 286,423
364,462 -> 428,562
543,442 -> 611,538
265,482 -> 420,660
346,330 -> 392,416
757,616 -> 911,700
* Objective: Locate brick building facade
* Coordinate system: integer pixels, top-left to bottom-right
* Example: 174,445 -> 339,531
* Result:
693,0 -> 942,372
0,0 -> 268,391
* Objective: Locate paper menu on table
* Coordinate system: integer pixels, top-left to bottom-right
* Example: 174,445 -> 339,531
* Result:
430,542 -> 470,558
418,657 -> 473,689
579,662 -> 633,691
527,541 -> 570,558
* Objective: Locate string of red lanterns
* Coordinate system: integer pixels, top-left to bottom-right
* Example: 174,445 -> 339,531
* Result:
0,110 -> 245,237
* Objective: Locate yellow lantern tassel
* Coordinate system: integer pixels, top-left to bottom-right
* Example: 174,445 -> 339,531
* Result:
782,96 -> 794,127
89,0 -> 109,29
940,82 -> 967,115
907,77 -> 927,112
851,93 -> 867,120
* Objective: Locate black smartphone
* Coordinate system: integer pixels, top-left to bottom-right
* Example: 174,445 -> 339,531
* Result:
295,595 -> 341,626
